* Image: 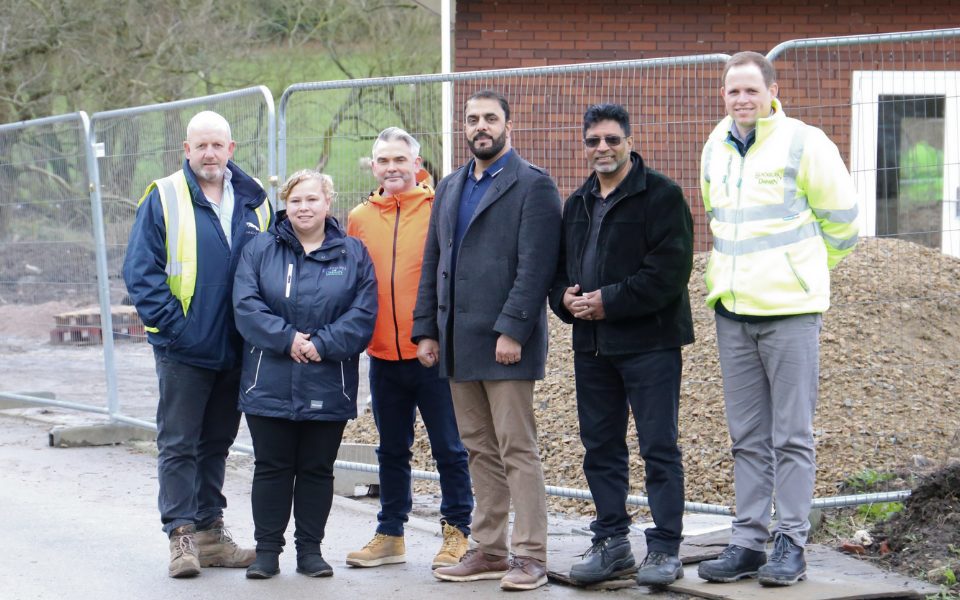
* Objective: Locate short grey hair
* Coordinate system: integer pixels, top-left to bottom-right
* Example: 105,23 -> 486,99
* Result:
372,127 -> 421,159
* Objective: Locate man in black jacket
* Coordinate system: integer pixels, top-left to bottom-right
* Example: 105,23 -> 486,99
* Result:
549,103 -> 694,586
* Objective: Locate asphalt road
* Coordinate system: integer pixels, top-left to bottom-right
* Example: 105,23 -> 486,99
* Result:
0,415 -> 650,600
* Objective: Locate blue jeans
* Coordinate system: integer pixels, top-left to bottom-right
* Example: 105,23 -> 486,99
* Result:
154,353 -> 242,536
369,357 -> 473,536
574,348 -> 685,554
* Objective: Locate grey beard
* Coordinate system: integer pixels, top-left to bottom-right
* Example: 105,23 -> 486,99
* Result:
593,156 -> 629,174
192,164 -> 223,182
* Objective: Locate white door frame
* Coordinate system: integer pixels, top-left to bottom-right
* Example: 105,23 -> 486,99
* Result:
850,70 -> 960,256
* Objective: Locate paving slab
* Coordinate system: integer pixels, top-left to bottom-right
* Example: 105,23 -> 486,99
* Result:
666,565 -> 921,600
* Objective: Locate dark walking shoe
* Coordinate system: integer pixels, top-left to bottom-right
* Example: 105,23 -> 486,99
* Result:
635,551 -> 684,586
697,544 -> 767,582
297,553 -> 333,577
246,551 -> 280,579
758,533 -> 806,586
569,535 -> 636,584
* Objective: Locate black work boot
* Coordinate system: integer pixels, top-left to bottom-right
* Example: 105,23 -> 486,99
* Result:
758,533 -> 806,586
246,551 -> 280,579
569,535 -> 636,584
697,544 -> 767,582
635,551 -> 684,586
297,553 -> 334,577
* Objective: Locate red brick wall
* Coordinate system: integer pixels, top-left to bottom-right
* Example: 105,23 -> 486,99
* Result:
455,0 -> 960,69
453,1 -> 960,251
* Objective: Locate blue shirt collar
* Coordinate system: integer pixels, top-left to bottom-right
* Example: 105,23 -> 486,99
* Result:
467,148 -> 513,182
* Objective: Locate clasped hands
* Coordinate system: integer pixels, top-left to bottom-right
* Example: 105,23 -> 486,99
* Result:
563,284 -> 605,320
290,331 -> 321,363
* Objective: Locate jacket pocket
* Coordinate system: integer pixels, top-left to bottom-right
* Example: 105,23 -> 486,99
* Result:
784,252 -> 810,294
241,346 -> 264,393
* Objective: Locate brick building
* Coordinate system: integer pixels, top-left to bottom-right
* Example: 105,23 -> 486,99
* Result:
450,1 -> 960,254
454,0 -> 960,69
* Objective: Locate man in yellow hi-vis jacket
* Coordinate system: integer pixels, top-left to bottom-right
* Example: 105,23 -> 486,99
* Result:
696,52 -> 858,587
123,111 -> 271,578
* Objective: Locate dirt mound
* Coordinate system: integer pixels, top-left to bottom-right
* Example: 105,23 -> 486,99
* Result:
343,237 -> 960,515
0,242 -> 99,305
871,462 -> 960,585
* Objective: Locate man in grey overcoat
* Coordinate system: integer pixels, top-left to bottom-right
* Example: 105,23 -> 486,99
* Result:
413,89 -> 562,591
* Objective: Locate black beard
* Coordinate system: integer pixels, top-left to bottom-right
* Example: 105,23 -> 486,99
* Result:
468,130 -> 507,160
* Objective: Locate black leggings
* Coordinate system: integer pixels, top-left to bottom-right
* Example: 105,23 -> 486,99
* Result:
246,414 -> 346,556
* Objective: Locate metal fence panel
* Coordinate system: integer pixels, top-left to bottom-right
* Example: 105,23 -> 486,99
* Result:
280,55 -> 734,512
0,112 -> 116,413
89,87 -> 276,425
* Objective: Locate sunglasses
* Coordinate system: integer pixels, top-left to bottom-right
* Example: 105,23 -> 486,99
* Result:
583,135 -> 625,149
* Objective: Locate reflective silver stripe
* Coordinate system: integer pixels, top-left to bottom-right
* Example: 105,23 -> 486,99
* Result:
822,230 -> 858,251
703,141 -> 714,184
812,204 -> 859,224
706,210 -> 714,221
709,126 -> 812,224
710,193 -> 811,223
713,221 -> 822,256
156,178 -> 183,277
255,200 -> 270,231
783,125 -> 809,213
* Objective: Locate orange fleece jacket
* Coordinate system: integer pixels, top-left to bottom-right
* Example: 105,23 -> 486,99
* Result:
347,183 -> 434,361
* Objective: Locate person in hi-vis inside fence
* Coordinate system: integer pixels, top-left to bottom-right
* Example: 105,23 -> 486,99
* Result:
123,111 -> 271,578
696,51 -> 859,587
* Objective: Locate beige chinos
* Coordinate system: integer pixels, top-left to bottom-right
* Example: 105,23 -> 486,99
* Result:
449,379 -> 548,562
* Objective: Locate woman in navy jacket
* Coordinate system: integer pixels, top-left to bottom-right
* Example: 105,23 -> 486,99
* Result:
233,169 -> 378,579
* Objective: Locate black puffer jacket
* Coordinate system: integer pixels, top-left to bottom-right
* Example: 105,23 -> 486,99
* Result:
548,152 -> 695,354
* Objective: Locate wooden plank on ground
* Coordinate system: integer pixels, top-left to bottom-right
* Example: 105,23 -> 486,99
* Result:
547,533 -> 726,587
666,565 -> 920,600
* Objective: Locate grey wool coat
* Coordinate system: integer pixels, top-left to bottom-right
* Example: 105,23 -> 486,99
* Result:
412,150 -> 562,382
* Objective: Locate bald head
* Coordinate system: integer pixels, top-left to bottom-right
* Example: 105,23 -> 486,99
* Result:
184,111 -> 235,183
187,111 -> 232,141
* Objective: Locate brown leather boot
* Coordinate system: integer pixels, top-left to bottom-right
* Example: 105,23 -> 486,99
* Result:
194,519 -> 255,568
500,556 -> 548,590
433,548 -> 509,582
168,524 -> 201,578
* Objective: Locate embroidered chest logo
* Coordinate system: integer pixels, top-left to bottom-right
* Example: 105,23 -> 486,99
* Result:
755,172 -> 783,185
245,222 -> 260,234
324,266 -> 346,276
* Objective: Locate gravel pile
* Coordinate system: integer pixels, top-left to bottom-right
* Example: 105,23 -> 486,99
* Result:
344,237 -> 960,515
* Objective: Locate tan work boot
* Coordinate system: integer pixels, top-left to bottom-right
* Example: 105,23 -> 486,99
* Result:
433,521 -> 469,569
168,524 -> 201,578
500,556 -> 548,590
346,532 -> 406,567
434,548 -> 509,582
195,519 -> 256,568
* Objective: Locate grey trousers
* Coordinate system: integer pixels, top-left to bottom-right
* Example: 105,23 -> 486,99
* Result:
714,313 -> 821,551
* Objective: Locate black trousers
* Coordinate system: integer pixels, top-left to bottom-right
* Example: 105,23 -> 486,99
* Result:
154,353 -> 242,535
574,348 -> 685,554
246,414 -> 347,555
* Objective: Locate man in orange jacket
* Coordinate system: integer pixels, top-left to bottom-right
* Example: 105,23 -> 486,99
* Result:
346,127 -> 473,571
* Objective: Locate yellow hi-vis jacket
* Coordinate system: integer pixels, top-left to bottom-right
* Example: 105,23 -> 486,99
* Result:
700,99 -> 859,316
137,170 -> 270,330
